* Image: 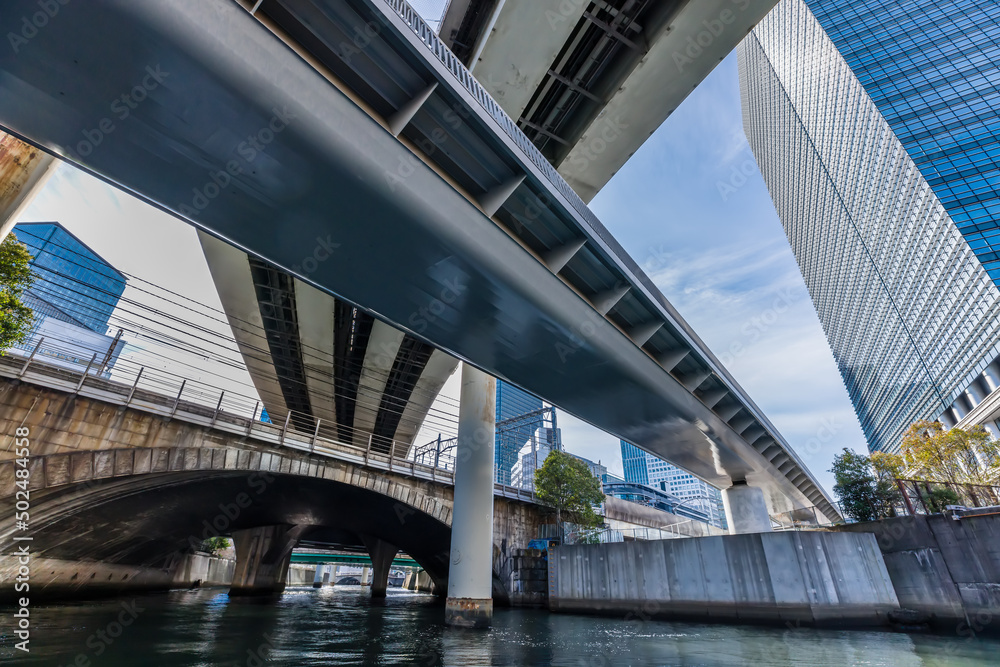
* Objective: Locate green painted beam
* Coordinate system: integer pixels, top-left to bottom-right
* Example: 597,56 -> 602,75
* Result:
290,553 -> 420,567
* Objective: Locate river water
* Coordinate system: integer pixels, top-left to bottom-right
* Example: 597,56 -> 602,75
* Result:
1,586 -> 998,666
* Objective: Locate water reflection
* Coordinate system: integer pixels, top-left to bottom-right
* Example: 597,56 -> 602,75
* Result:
0,586 -> 997,666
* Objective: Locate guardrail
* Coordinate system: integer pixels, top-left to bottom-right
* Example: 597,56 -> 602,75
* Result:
896,478 -> 1000,516
0,350 -> 538,504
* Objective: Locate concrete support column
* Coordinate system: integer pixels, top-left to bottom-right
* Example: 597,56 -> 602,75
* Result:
0,132 -> 57,241
967,379 -> 987,405
985,362 -> 1000,391
229,524 -> 304,596
362,535 -> 398,598
312,564 -> 332,588
445,363 -> 497,628
722,481 -> 773,535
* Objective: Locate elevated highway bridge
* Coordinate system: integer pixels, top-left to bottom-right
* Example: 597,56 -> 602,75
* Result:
0,0 -> 834,522
0,0 -> 839,626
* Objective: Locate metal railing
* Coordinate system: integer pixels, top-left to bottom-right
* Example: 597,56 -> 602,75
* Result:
769,506 -> 832,531
896,478 -> 1000,516
379,1 -> 588,215
0,348 -> 538,503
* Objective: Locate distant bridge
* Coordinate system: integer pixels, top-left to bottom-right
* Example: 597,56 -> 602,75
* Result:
290,552 -> 419,568
0,355 -> 544,599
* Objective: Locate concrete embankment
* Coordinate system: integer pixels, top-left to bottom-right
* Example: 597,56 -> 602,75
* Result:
831,509 -> 1000,633
548,531 -> 899,627
0,553 -> 239,601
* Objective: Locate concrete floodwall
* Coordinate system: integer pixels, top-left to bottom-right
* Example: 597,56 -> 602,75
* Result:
833,510 -> 1000,633
286,564 -> 317,587
172,553 -> 236,587
549,531 -> 898,627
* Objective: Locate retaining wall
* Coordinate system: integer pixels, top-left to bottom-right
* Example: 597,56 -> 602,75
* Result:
832,510 -> 1000,633
549,531 -> 898,627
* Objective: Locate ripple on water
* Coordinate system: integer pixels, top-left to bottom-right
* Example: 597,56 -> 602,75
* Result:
0,586 -> 998,666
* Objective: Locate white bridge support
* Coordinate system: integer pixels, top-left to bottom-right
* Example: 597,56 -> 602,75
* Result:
445,364 -> 497,628
722,481 -> 774,534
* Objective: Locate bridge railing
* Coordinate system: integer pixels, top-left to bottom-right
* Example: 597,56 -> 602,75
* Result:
0,345 -> 537,502
378,0 -> 604,235
895,478 -> 1000,516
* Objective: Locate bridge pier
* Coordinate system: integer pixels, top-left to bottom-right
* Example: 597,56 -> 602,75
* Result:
313,564 -> 332,588
362,535 -> 399,598
722,481 -> 774,534
445,364 -> 497,628
230,525 -> 304,596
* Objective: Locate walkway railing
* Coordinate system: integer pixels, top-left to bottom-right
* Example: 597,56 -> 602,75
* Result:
896,478 -> 1000,516
0,349 -> 537,503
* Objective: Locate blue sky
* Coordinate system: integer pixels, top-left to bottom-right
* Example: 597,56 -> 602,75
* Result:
18,1 -> 868,498
571,52 -> 867,494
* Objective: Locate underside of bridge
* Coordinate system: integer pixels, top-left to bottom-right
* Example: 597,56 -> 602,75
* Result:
200,233 -> 459,458
439,0 -> 778,202
2,470 -> 454,600
0,0 -> 838,523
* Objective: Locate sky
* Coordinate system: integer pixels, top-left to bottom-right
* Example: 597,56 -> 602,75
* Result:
14,0 -> 869,497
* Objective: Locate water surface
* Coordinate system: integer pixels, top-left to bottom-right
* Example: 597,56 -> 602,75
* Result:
1,586 -> 997,665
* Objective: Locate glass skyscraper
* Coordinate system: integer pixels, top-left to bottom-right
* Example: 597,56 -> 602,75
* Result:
739,0 -> 1000,452
13,222 -> 126,334
807,0 -> 1000,287
9,222 -> 127,373
494,380 -> 545,485
620,441 -> 726,529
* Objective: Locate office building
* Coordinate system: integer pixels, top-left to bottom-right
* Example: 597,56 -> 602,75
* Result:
739,0 -> 1000,451
495,380 -> 545,485
568,453 -> 608,482
620,441 -> 726,529
13,222 -> 126,334
510,426 -> 563,491
10,222 -> 127,374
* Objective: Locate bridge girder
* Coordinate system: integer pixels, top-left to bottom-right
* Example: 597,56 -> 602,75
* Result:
0,0 -> 837,522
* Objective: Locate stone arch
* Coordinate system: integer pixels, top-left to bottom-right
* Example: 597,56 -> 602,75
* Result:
0,446 -> 457,599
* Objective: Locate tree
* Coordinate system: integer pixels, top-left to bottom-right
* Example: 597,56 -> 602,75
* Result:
920,486 -> 961,514
830,448 -> 899,522
0,234 -> 34,351
534,450 -> 605,541
200,536 -> 231,556
900,420 -> 1000,486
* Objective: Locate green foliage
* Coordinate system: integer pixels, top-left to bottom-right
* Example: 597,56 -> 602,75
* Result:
534,450 -> 605,536
901,420 -> 1000,486
830,448 -> 900,522
200,537 -> 230,556
0,235 -> 34,351
919,486 -> 961,514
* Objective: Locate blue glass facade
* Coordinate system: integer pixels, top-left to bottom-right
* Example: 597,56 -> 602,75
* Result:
13,222 -> 126,334
806,0 -> 1000,286
740,0 -> 1000,453
619,441 -> 726,528
619,441 -> 649,486
494,380 -> 544,485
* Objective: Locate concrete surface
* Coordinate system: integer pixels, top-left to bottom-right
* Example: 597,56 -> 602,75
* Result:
549,531 -> 898,627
